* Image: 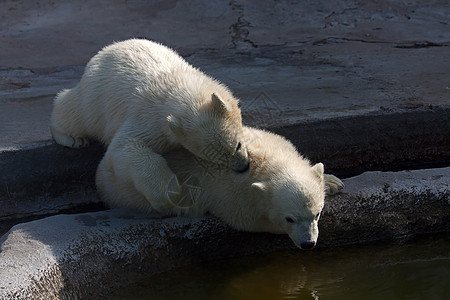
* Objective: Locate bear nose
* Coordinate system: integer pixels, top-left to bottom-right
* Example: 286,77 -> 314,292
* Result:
235,161 -> 250,173
300,241 -> 316,250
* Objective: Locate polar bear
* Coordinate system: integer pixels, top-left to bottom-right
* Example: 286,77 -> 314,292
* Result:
51,39 -> 249,211
96,126 -> 344,249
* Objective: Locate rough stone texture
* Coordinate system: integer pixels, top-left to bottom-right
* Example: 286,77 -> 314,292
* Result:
1,0 -> 449,149
1,0 -> 449,68
320,168 -> 450,245
0,168 -> 449,299
274,107 -> 450,174
0,143 -> 106,236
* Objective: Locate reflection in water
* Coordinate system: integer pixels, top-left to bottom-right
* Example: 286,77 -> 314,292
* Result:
111,236 -> 450,300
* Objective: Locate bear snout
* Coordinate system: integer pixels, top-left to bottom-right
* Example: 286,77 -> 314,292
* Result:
234,161 -> 250,173
231,147 -> 250,173
299,241 -> 316,250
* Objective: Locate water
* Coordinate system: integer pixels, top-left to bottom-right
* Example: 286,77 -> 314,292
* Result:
111,235 -> 450,300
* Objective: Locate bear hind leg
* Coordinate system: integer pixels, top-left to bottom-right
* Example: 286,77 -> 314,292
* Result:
100,135 -> 182,213
96,153 -> 152,211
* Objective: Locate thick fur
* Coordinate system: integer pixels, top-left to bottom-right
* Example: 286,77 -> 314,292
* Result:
51,39 -> 249,210
97,126 -> 344,249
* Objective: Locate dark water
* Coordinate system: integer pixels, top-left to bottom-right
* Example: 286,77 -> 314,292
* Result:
111,236 -> 450,300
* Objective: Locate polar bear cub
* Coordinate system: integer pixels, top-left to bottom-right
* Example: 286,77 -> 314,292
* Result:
96,126 -> 344,249
51,39 -> 249,211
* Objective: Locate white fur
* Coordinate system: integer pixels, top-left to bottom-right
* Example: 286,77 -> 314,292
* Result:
51,39 -> 249,210
97,126 -> 344,249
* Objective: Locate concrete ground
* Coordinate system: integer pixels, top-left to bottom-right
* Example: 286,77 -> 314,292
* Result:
1,0 -> 449,149
0,0 -> 449,297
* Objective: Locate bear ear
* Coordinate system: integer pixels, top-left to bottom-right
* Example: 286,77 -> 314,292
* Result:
211,93 -> 229,116
311,163 -> 324,180
167,115 -> 184,137
251,182 -> 267,199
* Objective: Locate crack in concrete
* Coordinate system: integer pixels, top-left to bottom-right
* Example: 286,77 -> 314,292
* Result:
228,1 -> 257,49
312,37 -> 392,46
312,37 -> 450,48
395,41 -> 450,49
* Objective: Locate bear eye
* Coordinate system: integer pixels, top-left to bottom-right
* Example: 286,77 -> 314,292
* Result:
285,217 -> 295,224
235,142 -> 242,152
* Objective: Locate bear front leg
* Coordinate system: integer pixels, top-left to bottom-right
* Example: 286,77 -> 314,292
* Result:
103,135 -> 182,214
96,153 -> 153,211
50,88 -> 91,148
324,174 -> 345,195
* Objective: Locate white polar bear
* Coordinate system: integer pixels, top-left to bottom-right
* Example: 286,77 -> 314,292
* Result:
51,39 -> 250,212
96,126 -> 344,249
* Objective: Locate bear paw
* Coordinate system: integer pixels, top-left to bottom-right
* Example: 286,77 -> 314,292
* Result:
324,174 -> 344,195
51,126 -> 90,148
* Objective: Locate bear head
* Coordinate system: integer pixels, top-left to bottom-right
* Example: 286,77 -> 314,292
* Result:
251,163 -> 326,250
167,93 -> 249,173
